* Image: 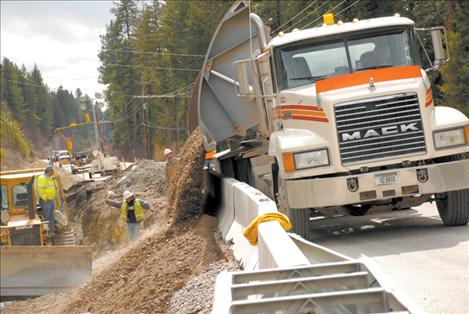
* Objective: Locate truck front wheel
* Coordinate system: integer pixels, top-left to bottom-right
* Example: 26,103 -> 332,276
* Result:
285,208 -> 311,239
275,172 -> 311,239
436,190 -> 469,226
436,154 -> 469,226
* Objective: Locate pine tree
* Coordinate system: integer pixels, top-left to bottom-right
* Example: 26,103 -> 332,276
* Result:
440,0 -> 469,116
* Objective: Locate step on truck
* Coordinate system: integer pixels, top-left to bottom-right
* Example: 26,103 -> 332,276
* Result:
199,0 -> 469,238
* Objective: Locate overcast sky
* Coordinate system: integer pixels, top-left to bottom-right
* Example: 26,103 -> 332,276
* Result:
1,0 -> 116,97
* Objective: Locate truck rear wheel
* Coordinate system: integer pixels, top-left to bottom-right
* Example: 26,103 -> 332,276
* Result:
436,154 -> 469,226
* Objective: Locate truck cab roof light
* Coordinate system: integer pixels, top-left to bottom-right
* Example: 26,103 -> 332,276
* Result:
323,13 -> 335,25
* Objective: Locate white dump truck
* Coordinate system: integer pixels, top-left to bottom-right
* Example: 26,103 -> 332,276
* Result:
198,1 -> 469,237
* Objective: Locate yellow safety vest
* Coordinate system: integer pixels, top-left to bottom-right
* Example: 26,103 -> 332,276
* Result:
37,174 -> 56,201
120,199 -> 144,222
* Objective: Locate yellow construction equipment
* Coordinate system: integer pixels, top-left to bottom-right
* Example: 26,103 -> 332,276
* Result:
0,168 -> 92,297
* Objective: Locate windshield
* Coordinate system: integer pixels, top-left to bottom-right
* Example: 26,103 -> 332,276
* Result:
275,28 -> 418,90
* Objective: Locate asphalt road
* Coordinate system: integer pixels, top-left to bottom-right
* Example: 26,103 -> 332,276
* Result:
308,202 -> 469,314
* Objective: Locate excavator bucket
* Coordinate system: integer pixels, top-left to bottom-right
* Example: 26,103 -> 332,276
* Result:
0,246 -> 92,297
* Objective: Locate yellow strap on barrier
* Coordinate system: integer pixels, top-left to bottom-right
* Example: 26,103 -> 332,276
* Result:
243,212 -> 292,245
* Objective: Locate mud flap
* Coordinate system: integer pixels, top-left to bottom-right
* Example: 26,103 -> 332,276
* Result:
0,246 -> 92,297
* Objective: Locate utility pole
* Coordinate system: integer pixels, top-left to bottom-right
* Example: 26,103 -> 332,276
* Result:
142,73 -> 150,159
91,101 -> 101,151
174,95 -> 180,153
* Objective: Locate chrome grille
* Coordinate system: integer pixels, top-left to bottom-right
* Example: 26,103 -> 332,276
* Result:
335,93 -> 426,164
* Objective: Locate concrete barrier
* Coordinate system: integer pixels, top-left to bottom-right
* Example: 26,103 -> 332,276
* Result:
216,176 -> 309,270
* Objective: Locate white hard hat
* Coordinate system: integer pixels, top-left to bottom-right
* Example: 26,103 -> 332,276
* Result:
164,148 -> 172,156
123,190 -> 134,200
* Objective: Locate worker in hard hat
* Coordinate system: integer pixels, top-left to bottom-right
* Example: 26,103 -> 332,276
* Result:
37,165 -> 57,237
164,148 -> 176,182
105,190 -> 150,241
164,148 -> 173,162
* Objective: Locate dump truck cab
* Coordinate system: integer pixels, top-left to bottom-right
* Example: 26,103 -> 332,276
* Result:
198,1 -> 469,237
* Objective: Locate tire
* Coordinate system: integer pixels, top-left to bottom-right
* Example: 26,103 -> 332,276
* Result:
436,154 -> 469,226
274,169 -> 311,239
285,208 -> 311,239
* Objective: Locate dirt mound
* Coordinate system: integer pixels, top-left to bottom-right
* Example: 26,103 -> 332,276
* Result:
64,228 -> 206,313
167,128 -> 206,223
113,159 -> 166,195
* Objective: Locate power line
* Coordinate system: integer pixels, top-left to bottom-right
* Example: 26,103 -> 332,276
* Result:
4,79 -> 58,91
302,0 -> 347,29
104,83 -> 195,122
104,63 -> 200,72
125,82 -> 195,99
287,0 -> 330,31
271,0 -> 318,34
142,122 -> 185,131
105,48 -> 205,58
131,94 -> 191,99
105,98 -> 141,123
331,0 -> 362,20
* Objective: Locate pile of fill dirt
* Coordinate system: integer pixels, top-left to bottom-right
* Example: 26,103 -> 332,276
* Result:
3,129 -> 241,314
167,128 -> 206,223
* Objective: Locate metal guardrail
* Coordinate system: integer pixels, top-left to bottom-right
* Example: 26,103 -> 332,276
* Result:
216,261 -> 410,313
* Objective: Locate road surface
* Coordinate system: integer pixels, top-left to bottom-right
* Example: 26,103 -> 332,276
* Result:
308,202 -> 469,314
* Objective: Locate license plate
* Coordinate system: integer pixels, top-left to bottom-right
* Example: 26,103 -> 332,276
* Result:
375,172 -> 399,186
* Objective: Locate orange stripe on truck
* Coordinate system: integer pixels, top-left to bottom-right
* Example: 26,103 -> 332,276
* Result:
425,88 -> 433,107
316,65 -> 422,94
291,115 -> 329,122
272,105 -> 328,122
277,105 -> 323,111
285,109 -> 326,117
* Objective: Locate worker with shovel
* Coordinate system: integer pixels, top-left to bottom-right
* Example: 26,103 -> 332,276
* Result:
106,190 -> 150,241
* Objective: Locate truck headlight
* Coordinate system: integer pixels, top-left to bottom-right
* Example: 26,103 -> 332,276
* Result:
294,149 -> 330,170
433,127 -> 468,149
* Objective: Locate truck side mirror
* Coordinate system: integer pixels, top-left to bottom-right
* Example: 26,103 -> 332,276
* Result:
416,26 -> 449,71
431,29 -> 445,63
233,59 -> 254,97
